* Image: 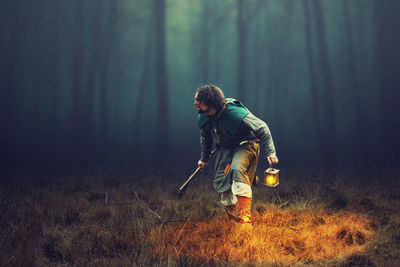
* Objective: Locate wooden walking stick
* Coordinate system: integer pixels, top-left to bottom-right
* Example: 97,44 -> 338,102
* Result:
178,148 -> 218,198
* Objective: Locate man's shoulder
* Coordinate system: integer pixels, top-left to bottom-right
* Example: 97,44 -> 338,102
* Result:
225,98 -> 241,106
222,98 -> 249,119
220,98 -> 250,135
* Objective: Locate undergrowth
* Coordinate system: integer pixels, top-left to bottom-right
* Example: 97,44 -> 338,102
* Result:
0,166 -> 399,266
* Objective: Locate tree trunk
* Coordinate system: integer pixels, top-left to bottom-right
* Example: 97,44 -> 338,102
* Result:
134,21 -> 152,150
236,0 -> 264,103
311,0 -> 337,168
84,2 -> 103,157
374,0 -> 400,161
0,0 -> 22,164
153,0 -> 169,156
200,0 -> 210,83
273,2 -> 295,143
342,0 -> 368,162
99,0 -> 118,159
253,13 -> 261,114
71,0 -> 85,162
236,0 -> 247,102
302,0 -> 324,163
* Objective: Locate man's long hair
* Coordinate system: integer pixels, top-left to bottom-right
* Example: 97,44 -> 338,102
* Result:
195,84 -> 225,111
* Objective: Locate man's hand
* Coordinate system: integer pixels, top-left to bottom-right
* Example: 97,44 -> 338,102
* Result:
267,155 -> 279,166
198,160 -> 207,169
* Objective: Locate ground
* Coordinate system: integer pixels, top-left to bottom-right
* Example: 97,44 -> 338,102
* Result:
0,165 -> 399,266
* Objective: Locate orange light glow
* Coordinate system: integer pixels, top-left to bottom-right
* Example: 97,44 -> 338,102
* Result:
266,174 -> 277,186
264,168 -> 279,187
145,208 -> 376,264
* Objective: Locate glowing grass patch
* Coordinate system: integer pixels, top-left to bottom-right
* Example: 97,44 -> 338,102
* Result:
146,208 -> 376,263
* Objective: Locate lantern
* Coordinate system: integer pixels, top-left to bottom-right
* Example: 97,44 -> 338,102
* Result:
264,167 -> 280,187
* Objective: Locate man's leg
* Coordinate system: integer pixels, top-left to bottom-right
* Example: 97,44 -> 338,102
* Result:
213,148 -> 240,220
230,143 -> 260,223
232,181 -> 253,223
220,190 -> 240,221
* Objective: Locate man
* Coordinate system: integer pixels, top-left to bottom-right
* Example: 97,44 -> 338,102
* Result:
194,84 -> 278,224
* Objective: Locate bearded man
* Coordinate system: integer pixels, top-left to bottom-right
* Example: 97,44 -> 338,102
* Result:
194,84 -> 278,224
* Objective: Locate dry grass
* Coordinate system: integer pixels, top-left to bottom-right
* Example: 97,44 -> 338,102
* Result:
0,166 -> 399,266
148,208 -> 375,265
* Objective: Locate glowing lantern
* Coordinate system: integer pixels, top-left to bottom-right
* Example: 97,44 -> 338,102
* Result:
264,167 -> 280,187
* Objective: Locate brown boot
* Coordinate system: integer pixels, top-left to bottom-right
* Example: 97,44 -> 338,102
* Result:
236,196 -> 252,224
223,204 -> 240,222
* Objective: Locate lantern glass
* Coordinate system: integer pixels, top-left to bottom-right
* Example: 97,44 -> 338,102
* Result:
264,168 -> 280,187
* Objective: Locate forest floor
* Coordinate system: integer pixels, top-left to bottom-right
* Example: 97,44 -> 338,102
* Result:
0,165 -> 399,266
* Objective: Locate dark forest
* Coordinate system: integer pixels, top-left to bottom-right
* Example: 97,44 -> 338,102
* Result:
0,0 -> 399,266
1,0 -> 399,171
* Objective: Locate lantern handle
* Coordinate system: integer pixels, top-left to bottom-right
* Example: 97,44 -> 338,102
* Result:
269,162 -> 275,170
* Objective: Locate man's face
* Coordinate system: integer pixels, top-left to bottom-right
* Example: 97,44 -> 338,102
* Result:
194,98 -> 211,114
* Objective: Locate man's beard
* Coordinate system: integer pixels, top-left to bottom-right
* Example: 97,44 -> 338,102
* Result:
197,107 -> 211,114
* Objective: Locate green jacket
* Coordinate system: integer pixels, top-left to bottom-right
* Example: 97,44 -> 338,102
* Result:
197,98 -> 277,162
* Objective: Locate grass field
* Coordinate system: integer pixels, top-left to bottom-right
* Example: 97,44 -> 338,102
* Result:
0,165 -> 399,266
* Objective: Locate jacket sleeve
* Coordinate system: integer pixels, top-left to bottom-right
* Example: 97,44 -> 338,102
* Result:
242,112 -> 277,158
199,125 -> 213,162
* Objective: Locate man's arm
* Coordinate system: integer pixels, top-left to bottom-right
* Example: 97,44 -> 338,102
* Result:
199,126 -> 213,163
242,112 -> 277,161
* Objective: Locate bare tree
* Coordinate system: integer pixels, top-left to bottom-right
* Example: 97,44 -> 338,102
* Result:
0,0 -> 22,162
49,1 -> 61,150
311,0 -> 337,166
236,0 -> 263,103
269,1 -> 295,141
200,0 -> 211,82
153,0 -> 169,155
374,0 -> 400,159
71,0 -> 85,159
99,0 -> 118,157
84,2 -> 103,154
134,21 -> 152,149
302,0 -> 325,164
190,0 -> 232,83
302,0 -> 337,168
252,11 -> 262,114
342,0 -> 368,161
